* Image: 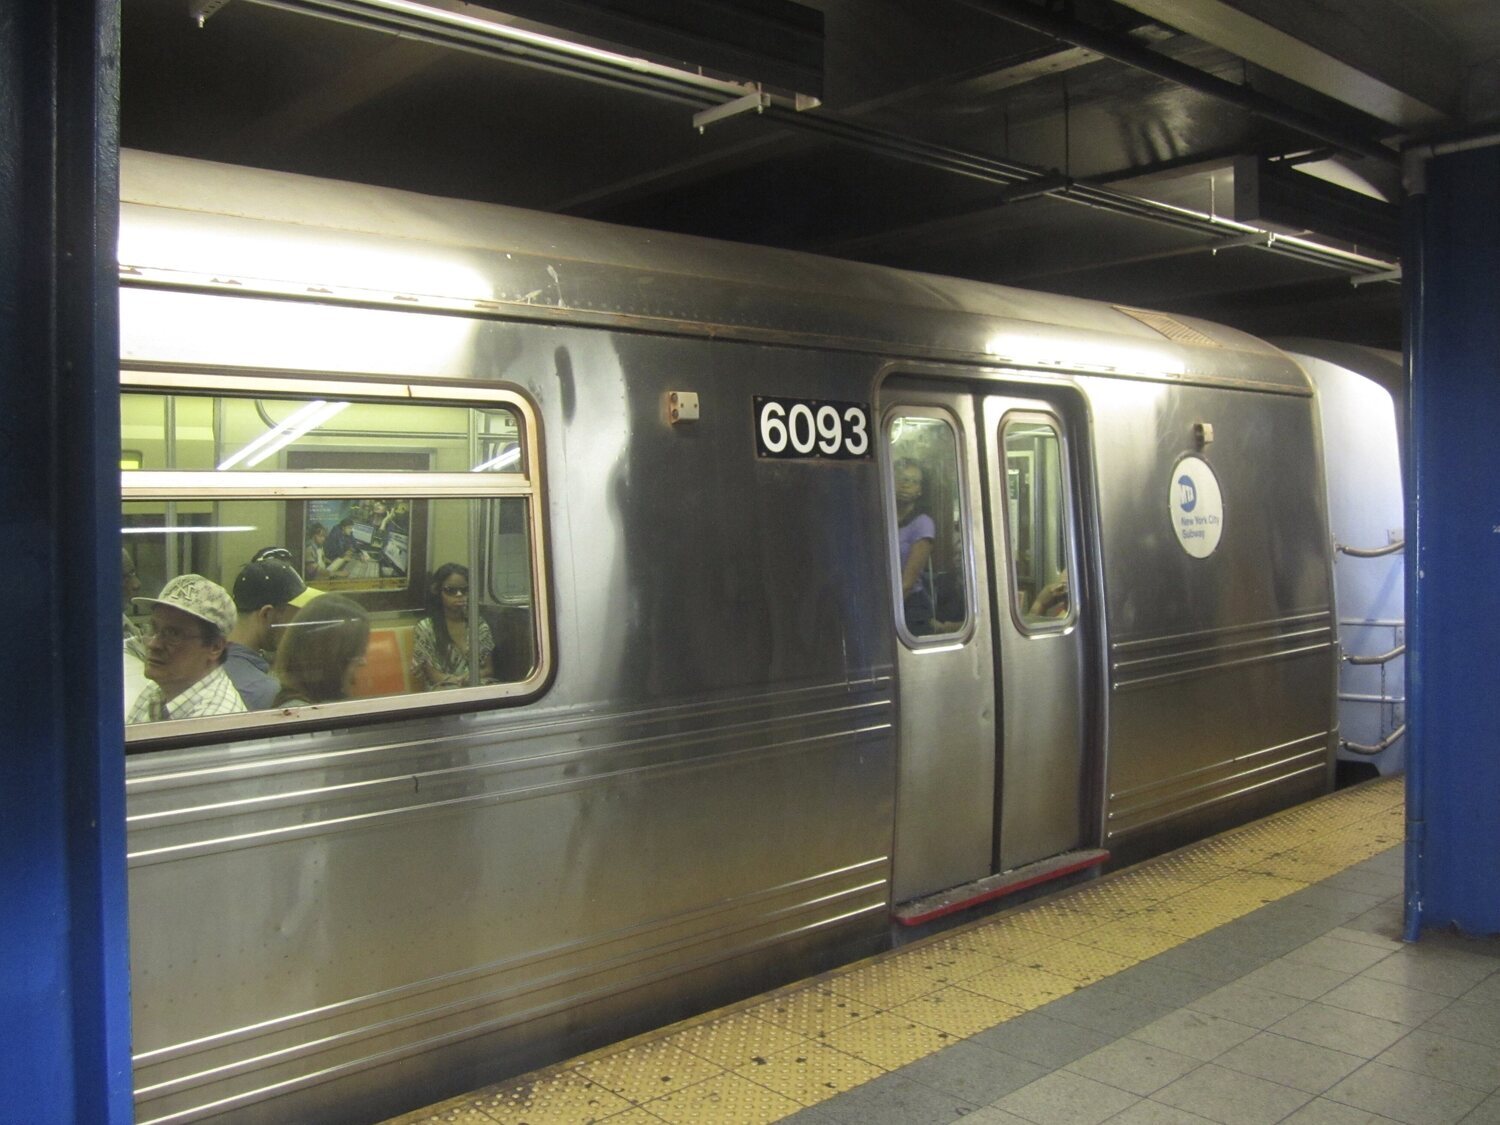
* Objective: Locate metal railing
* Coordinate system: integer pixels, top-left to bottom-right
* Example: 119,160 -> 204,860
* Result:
1344,643 -> 1406,666
1336,536 -> 1406,757
1342,724 -> 1407,756
1336,538 -> 1404,558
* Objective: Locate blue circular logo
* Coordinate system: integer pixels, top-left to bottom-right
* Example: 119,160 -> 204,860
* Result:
1177,475 -> 1197,512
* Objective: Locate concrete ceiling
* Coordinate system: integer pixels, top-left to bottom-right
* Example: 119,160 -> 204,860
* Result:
121,0 -> 1500,350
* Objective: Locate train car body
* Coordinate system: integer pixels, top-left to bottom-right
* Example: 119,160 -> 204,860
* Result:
117,151 -> 1337,1124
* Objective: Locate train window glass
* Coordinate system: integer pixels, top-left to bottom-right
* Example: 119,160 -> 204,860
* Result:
1003,417 -> 1073,629
120,393 -> 527,477
887,412 -> 968,639
120,380 -> 546,745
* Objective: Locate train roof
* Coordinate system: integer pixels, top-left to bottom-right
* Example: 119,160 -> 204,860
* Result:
119,149 -> 1310,394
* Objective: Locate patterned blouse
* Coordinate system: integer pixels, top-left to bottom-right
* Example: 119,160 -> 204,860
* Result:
411,616 -> 494,689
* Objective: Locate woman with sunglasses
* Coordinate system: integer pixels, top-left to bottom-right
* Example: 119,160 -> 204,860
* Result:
411,562 -> 494,690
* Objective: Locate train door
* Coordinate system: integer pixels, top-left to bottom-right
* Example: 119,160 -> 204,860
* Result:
982,396 -> 1086,871
884,384 -> 1087,906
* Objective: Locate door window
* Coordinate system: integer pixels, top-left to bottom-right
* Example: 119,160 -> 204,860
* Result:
886,411 -> 969,639
1002,416 -> 1074,630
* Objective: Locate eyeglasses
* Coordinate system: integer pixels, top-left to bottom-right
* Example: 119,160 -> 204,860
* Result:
146,623 -> 208,646
441,585 -> 470,596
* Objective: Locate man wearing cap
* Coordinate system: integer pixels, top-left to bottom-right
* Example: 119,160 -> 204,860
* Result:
127,574 -> 247,723
225,556 -> 317,709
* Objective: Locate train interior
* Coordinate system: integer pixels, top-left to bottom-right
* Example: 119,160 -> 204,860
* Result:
121,385 -> 542,731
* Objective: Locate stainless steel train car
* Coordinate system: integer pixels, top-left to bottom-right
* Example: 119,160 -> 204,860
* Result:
117,149 -> 1338,1124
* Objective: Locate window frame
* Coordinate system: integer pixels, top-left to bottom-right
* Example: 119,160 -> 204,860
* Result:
999,409 -> 1078,636
882,404 -> 976,648
120,369 -> 551,748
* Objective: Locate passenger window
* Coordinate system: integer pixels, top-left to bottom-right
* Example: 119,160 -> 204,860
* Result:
886,411 -> 968,639
1003,417 -> 1073,629
120,380 -> 546,743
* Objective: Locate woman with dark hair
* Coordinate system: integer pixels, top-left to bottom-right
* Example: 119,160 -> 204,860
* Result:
271,593 -> 370,707
411,562 -> 493,690
893,457 -> 936,635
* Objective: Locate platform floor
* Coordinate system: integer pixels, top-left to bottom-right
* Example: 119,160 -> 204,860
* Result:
384,778 -> 1500,1125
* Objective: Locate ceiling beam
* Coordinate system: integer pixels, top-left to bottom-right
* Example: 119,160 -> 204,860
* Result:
1111,0 -> 1451,129
208,38 -> 446,160
951,0 -> 1400,167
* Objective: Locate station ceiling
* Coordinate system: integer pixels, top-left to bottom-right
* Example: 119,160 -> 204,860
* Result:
122,0 -> 1500,351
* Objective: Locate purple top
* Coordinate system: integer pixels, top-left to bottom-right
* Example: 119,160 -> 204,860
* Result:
898,512 -> 936,596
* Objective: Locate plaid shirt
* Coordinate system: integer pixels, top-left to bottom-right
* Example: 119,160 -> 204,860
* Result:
127,665 -> 248,724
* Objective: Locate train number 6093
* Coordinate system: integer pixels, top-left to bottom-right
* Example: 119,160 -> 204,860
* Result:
755,396 -> 871,460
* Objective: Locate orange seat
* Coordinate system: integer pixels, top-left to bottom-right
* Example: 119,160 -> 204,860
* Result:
352,625 -> 415,697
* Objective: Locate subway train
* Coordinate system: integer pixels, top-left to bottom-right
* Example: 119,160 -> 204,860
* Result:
120,149 -> 1356,1124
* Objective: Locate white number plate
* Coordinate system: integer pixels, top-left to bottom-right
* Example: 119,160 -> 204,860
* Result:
755,396 -> 872,460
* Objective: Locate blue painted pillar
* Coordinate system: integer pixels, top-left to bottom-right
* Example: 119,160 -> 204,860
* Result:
0,1 -> 132,1121
1405,138 -> 1500,937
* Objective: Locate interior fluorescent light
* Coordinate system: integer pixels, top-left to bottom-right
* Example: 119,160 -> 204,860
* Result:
122,525 -> 259,535
471,446 -> 522,472
244,400 -> 350,468
217,399 -> 334,471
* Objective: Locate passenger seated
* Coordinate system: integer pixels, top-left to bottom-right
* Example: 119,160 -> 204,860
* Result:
271,594 -> 371,707
1029,569 -> 1070,619
122,547 -> 149,716
225,556 -> 317,709
411,563 -> 493,690
893,457 -> 936,635
126,575 -> 247,723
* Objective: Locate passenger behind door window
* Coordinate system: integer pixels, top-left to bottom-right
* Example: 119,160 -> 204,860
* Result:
887,413 -> 968,638
1004,417 -> 1073,629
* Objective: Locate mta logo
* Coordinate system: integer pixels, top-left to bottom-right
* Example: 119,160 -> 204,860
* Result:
1177,475 -> 1197,512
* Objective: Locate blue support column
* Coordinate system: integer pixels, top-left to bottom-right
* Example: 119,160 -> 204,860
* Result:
1405,139 -> 1500,937
0,1 -> 131,1121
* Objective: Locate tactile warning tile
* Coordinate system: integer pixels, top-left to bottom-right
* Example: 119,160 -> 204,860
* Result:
819,1010 -> 957,1070
1133,895 -> 1242,938
1211,874 -> 1306,906
1129,853 -> 1240,885
961,962 -> 1079,1007
731,1041 -> 884,1107
744,985 -> 870,1039
824,961 -> 939,1009
638,1072 -> 803,1125
1092,869 -> 1207,906
573,1042 -> 721,1105
1057,882 -> 1155,921
1013,938 -> 1140,984
1173,838 -> 1283,871
888,943 -> 997,988
889,985 -> 1025,1038
1315,825 -> 1403,860
1072,920 -> 1185,960
1246,852 -> 1346,882
1214,818 -> 1320,853
937,922 -> 1055,961
405,1107 -> 501,1125
1005,901 -> 1113,939
382,1093 -> 492,1125
475,1073 -> 635,1124
660,1013 -> 809,1070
